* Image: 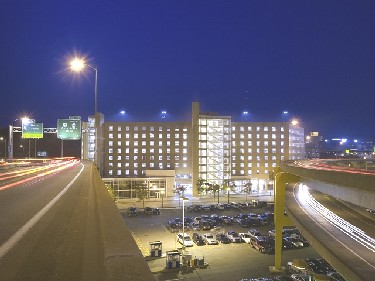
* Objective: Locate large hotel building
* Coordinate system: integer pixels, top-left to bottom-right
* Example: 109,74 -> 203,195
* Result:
83,102 -> 305,199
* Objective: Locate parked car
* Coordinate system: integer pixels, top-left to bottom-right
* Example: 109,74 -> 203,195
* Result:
287,259 -> 310,274
250,236 -> 274,253
248,228 -> 262,237
226,231 -> 242,243
239,232 -> 252,243
203,233 -> 219,245
290,274 -> 312,281
192,232 -> 205,246
144,207 -> 160,215
177,233 -> 194,247
216,233 -> 231,244
274,276 -> 294,281
128,207 -> 138,217
327,272 -> 346,281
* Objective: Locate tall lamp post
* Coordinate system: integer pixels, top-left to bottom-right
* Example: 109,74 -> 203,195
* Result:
181,196 -> 189,250
160,189 -> 165,208
0,137 -> 6,158
69,58 -> 98,114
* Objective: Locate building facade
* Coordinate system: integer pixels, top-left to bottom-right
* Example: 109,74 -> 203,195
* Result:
85,102 -> 305,198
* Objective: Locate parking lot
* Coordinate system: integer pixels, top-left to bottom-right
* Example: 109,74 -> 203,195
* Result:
118,198 -> 322,281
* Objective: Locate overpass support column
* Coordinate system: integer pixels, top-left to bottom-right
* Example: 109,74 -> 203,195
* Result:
270,169 -> 299,274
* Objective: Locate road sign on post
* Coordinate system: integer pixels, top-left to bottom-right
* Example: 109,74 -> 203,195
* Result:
57,119 -> 81,140
22,121 -> 43,139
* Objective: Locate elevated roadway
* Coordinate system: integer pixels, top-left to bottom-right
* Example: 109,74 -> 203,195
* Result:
0,160 -> 154,281
275,160 -> 375,281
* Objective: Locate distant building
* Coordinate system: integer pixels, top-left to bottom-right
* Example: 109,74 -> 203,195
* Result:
320,137 -> 375,159
82,102 -> 305,198
305,132 -> 323,159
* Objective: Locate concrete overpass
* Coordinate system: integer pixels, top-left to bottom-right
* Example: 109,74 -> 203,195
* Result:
272,160 -> 375,281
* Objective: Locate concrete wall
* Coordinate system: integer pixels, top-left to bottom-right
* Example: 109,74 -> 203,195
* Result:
281,162 -> 375,209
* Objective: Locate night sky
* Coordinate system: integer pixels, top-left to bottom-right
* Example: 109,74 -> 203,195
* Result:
1,1 -> 374,138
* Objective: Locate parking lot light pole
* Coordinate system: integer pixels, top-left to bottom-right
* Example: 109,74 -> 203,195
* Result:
181,196 -> 189,250
161,190 -> 165,208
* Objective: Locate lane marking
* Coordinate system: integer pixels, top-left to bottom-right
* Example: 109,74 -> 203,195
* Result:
0,163 -> 84,259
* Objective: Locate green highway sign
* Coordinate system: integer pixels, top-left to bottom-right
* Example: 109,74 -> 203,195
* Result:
22,122 -> 43,139
57,119 -> 81,140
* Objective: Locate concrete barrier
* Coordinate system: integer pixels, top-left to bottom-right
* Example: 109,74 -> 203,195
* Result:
92,165 -> 156,281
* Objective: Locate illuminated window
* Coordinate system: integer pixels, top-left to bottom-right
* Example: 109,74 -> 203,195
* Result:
134,148 -> 138,153
125,148 -> 129,153
109,170 -> 113,175
109,126 -> 113,131
125,170 -> 129,175
118,133 -> 121,138
134,156 -> 138,161
117,170 -> 121,175
125,133 -> 130,139
109,141 -> 113,147
125,126 -> 130,131
118,126 -> 121,131
175,141 -> 179,146
150,163 -> 154,168
167,141 -> 171,146
264,141 -> 268,146
134,163 -> 138,168
256,126 -> 261,131
183,141 -> 187,146
159,149 -> 162,153
175,148 -> 179,153
264,127 -> 268,131
108,155 -> 113,160
117,155 -> 121,160
150,141 -> 154,146
248,126 -> 252,131
248,148 -> 252,153
117,141 -> 121,146
117,148 -> 121,153
264,134 -> 268,139
175,133 -> 179,138
158,141 -> 162,146
134,127 -> 138,131
248,156 -> 252,161
142,148 -> 146,153
167,134 -> 170,139
183,163 -> 188,168
142,134 -> 146,138
248,141 -> 252,146
109,133 -> 113,139
109,162 -> 113,167
272,127 -> 276,132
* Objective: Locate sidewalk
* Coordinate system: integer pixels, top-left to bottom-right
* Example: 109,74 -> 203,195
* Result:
116,193 -> 274,210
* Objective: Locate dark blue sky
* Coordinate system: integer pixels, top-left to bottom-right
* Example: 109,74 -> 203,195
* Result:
1,1 -> 374,138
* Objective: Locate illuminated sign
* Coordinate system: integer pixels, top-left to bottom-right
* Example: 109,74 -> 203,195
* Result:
57,119 -> 81,140
22,120 -> 43,139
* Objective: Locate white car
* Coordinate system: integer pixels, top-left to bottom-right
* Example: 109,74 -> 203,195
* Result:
226,231 -> 242,243
239,233 -> 251,244
203,233 -> 219,245
177,233 -> 194,247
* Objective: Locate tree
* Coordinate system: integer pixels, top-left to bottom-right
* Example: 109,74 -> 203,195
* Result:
174,184 -> 187,207
242,179 -> 253,203
211,183 -> 221,203
134,181 -> 148,209
222,180 -> 236,204
196,178 -> 206,198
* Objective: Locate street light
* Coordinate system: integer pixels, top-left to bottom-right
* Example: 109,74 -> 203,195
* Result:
69,57 -> 98,114
0,137 -> 6,158
181,196 -> 189,250
160,189 -> 165,208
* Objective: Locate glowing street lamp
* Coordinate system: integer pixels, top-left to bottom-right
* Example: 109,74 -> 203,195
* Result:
181,196 -> 189,250
291,119 -> 299,126
69,57 -> 98,114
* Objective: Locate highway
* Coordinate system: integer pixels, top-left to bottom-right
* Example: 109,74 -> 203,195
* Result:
0,159 -> 105,281
285,183 -> 375,281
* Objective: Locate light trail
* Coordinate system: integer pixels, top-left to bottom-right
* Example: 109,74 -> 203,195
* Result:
297,184 -> 375,253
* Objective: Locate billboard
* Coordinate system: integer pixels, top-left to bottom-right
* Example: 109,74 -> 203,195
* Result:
22,120 -> 43,139
57,119 -> 81,140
